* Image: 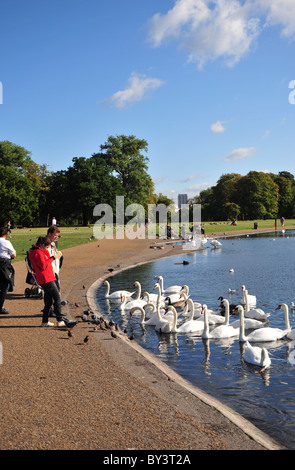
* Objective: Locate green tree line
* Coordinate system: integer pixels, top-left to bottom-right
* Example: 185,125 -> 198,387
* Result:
190,171 -> 295,221
1,136 -> 294,227
0,136 -> 173,227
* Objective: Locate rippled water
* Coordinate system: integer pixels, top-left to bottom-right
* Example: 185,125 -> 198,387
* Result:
95,230 -> 295,449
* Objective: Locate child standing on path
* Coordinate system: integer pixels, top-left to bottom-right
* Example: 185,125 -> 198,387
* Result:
29,236 -> 76,329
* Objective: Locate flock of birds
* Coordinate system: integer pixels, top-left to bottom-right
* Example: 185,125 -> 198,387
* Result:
101,276 -> 295,372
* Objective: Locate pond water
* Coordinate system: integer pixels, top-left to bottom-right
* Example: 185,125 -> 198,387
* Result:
95,230 -> 295,449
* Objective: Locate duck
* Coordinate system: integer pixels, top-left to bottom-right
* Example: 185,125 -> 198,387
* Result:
275,303 -> 295,340
165,291 -> 189,308
165,305 -> 205,334
202,304 -> 239,339
218,296 -> 238,315
236,305 -> 290,342
243,341 -> 271,371
103,279 -> 134,299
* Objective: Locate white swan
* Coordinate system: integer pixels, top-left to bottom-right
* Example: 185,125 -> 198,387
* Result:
157,275 -> 184,295
181,299 -> 222,324
103,279 -> 134,299
181,299 -> 202,318
237,305 -> 290,342
241,285 -> 256,307
142,291 -> 164,304
165,305 -> 205,334
241,289 -> 270,321
202,304 -> 239,339
224,297 -> 265,330
130,303 -> 166,326
120,292 -> 147,311
275,303 -> 295,340
153,303 -> 178,333
243,341 -> 271,370
210,239 -> 222,248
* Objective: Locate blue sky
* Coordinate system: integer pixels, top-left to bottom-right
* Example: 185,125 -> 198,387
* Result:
1,0 -> 295,206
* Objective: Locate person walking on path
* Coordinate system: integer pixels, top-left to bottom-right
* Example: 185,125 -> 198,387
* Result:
0,227 -> 16,314
29,236 -> 76,329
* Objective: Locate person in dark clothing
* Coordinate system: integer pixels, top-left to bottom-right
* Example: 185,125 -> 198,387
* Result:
0,227 -> 16,314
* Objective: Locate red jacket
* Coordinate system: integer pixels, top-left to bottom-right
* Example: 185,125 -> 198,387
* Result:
28,245 -> 56,285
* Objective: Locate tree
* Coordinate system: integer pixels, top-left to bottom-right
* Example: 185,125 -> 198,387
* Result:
98,135 -> 154,212
271,172 -> 295,218
213,173 -> 242,219
66,155 -> 121,225
0,165 -> 37,226
0,140 -> 33,171
238,171 -> 279,219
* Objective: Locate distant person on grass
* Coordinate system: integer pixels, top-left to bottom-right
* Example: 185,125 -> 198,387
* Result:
0,227 -> 16,314
29,236 -> 76,329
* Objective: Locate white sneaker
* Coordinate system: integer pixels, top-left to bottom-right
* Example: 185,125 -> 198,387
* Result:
57,321 -> 66,327
41,322 -> 54,327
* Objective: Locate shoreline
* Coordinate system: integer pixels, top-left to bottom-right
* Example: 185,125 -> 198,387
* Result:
0,229 -> 286,450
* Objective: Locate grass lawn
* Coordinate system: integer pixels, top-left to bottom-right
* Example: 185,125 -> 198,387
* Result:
9,226 -> 97,263
203,219 -> 295,234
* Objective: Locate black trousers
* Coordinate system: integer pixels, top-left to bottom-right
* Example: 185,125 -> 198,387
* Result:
0,281 -> 8,311
41,281 -> 64,323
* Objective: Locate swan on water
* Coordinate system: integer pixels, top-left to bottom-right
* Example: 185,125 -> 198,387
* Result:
241,285 -> 256,307
222,298 -> 265,330
165,305 -> 205,334
181,299 -> 203,318
243,341 -> 271,371
236,305 -> 290,342
275,304 -> 295,340
153,303 -> 178,333
241,290 -> 270,321
142,291 -> 164,304
182,299 -> 223,324
120,293 -> 147,311
210,239 -> 222,248
130,303 -> 166,326
103,280 -> 135,299
156,275 -> 184,295
202,304 -> 239,339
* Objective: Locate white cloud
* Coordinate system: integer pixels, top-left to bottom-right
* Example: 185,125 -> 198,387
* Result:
224,146 -> 256,162
262,129 -> 270,139
185,181 -> 214,196
262,0 -> 295,38
175,173 -> 199,182
147,0 -> 295,67
103,72 -> 165,108
211,120 -> 226,133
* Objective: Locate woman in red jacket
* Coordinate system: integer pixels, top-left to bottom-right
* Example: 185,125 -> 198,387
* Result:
29,236 -> 76,329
